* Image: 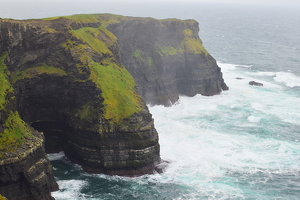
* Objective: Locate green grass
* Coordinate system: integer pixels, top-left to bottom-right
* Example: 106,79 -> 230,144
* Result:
133,50 -> 153,66
42,14 -> 101,23
45,27 -> 58,33
156,29 -> 208,57
156,45 -> 183,56
89,61 -> 143,123
98,25 -> 118,43
182,29 -> 209,55
64,14 -> 100,23
71,27 -> 111,56
68,26 -> 144,123
0,111 -> 32,158
71,26 -> 116,57
12,64 -> 67,83
147,57 -> 153,66
62,39 -> 143,123
42,13 -> 126,27
133,50 -> 143,60
0,53 -> 33,158
0,53 -> 13,110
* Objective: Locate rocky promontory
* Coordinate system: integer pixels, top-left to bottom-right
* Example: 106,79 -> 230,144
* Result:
108,17 -> 228,105
0,14 -> 227,199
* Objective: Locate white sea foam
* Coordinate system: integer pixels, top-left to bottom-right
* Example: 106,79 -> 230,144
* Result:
48,151 -> 65,161
253,71 -> 300,87
52,180 -> 88,200
51,62 -> 300,199
273,71 -> 300,87
147,62 -> 300,198
247,115 -> 261,123
219,63 -> 300,125
256,71 -> 277,77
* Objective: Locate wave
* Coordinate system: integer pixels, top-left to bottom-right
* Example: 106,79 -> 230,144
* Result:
49,61 -> 300,200
255,71 -> 300,87
52,180 -> 88,200
273,71 -> 300,87
48,151 -> 65,161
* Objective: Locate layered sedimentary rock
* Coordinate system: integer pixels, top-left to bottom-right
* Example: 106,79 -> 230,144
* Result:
0,131 -> 58,200
0,52 -> 58,199
0,14 -> 227,199
108,17 -> 228,105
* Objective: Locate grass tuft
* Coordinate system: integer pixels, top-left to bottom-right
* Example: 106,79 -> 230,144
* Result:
89,61 -> 143,123
12,64 -> 67,83
71,27 -> 113,57
0,53 -> 13,110
0,111 -> 32,158
62,38 -> 143,123
182,29 -> 209,55
157,29 -> 208,56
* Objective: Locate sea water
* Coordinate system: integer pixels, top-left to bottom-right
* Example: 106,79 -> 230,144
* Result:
49,61 -> 300,199
1,1 -> 300,199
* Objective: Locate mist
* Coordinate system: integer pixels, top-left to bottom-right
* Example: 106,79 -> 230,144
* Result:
1,0 -> 299,20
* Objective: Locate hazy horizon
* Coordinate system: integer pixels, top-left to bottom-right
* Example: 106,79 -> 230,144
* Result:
1,0 -> 299,20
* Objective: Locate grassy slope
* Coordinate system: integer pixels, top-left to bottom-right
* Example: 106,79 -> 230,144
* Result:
0,53 -> 13,110
58,17 -> 144,123
0,53 -> 32,158
3,14 -> 207,125
156,29 -> 208,56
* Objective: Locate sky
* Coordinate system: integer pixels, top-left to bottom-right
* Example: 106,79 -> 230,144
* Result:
0,0 -> 299,20
26,0 -> 300,5
134,0 -> 300,4
2,0 -> 300,6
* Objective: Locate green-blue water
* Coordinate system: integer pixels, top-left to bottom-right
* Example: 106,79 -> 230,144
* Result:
2,1 -> 300,199
49,61 -> 300,199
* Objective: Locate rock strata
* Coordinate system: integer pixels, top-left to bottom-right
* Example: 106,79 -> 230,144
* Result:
0,14 -> 228,199
108,17 -> 228,105
0,131 -> 58,200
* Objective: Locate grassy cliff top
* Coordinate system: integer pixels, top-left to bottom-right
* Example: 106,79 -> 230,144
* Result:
0,13 -> 205,124
41,13 -> 197,24
1,14 -> 149,124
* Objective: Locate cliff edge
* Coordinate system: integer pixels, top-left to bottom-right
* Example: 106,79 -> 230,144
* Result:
108,16 -> 228,105
0,14 -> 227,199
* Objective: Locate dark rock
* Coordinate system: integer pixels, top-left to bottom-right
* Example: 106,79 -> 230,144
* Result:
0,14 -> 228,199
249,81 -> 263,86
108,18 -> 228,106
0,131 -> 58,200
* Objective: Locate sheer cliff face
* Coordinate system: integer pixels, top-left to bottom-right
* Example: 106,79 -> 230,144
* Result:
0,14 -> 227,199
108,18 -> 228,105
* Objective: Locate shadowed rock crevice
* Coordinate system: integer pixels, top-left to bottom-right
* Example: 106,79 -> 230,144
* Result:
31,121 -> 69,153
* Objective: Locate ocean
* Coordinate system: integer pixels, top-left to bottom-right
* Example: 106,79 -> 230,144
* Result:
1,1 -> 300,199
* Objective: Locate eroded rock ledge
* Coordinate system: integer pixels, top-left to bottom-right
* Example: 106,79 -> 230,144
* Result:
0,131 -> 58,200
0,14 -> 227,199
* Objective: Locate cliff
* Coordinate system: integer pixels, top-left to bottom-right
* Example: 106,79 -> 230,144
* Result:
0,52 -> 58,199
0,14 -> 227,199
107,17 -> 228,105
